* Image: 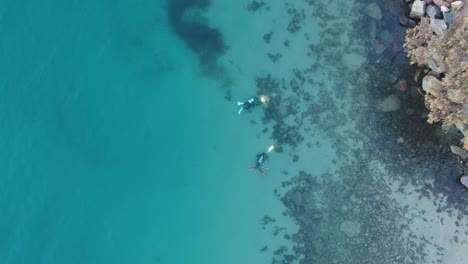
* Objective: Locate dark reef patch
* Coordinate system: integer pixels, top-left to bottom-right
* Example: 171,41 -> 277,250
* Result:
167,0 -> 227,74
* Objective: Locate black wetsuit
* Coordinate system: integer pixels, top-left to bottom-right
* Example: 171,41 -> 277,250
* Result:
256,152 -> 268,173
244,97 -> 261,110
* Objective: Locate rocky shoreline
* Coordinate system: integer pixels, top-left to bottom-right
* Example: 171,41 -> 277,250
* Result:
399,0 -> 468,188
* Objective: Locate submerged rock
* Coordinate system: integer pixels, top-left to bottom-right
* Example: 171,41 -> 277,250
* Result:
400,16 -> 417,28
379,30 -> 394,46
410,0 -> 426,18
377,94 -> 401,112
371,40 -> 386,54
450,145 -> 467,159
398,79 -> 408,92
366,3 -> 382,20
461,175 -> 468,188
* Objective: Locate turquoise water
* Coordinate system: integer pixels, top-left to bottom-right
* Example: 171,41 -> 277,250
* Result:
0,1 -> 294,263
2,0 -> 467,263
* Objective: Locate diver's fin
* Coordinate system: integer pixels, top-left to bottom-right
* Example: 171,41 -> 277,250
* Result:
237,102 -> 244,106
250,167 -> 257,171
238,107 -> 244,114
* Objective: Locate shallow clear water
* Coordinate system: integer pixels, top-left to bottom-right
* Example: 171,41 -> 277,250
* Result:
1,0 -> 467,264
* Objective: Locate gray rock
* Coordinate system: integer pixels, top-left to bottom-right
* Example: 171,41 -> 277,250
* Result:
434,0 -> 450,7
455,123 -> 468,138
399,16 -> 417,28
443,11 -> 455,27
426,4 -> 441,17
427,70 -> 441,79
431,18 -> 447,35
379,31 -> 394,46
461,176 -> 468,188
410,0 -> 426,18
422,75 -> 444,95
450,145 -> 467,159
451,1 -> 463,10
366,3 -> 383,20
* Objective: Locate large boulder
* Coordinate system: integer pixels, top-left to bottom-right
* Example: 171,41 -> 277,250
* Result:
422,75 -> 444,96
426,4 -> 442,17
410,0 -> 427,18
451,1 -> 463,10
366,3 -> 383,20
433,0 -> 450,7
431,18 -> 447,35
443,10 -> 455,26
461,175 -> 468,188
400,16 -> 417,27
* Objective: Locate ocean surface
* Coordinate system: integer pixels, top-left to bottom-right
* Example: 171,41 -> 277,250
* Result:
0,0 -> 467,264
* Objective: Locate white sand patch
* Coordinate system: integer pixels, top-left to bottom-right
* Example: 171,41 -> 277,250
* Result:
372,160 -> 468,263
343,53 -> 367,69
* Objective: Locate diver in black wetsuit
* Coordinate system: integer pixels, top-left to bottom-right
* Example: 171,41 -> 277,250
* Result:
237,96 -> 262,114
250,152 -> 268,176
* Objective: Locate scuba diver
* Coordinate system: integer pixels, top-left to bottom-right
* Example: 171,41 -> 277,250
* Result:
250,152 -> 269,176
237,96 -> 262,114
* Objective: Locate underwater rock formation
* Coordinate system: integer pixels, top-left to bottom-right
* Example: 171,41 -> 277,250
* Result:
377,94 -> 401,112
365,3 -> 383,20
